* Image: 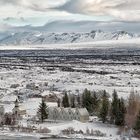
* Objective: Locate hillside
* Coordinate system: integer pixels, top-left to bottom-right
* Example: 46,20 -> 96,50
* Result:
0,30 -> 139,45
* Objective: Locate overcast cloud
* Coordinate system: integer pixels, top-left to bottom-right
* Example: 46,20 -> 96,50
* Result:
54,0 -> 140,21
0,0 -> 139,32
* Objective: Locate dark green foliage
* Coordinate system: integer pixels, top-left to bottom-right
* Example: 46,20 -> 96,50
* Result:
77,94 -> 81,107
71,95 -> 75,108
115,98 -> 126,126
57,98 -> 61,107
110,90 -> 126,126
82,89 -> 93,113
99,90 -> 110,123
60,88 -> 127,127
110,90 -> 119,124
62,92 -> 70,107
134,110 -> 140,131
92,92 -> 100,114
38,98 -> 48,122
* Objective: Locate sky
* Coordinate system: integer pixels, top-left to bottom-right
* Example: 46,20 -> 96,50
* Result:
0,0 -> 140,32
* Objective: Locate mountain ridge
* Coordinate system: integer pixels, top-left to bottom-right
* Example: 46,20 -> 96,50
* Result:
0,30 -> 139,45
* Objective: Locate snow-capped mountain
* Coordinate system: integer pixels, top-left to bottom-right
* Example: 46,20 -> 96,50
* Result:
0,30 -> 139,45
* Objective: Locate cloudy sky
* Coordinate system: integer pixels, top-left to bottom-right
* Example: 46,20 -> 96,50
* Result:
0,0 -> 140,32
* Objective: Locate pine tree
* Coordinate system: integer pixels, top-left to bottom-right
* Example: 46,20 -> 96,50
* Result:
110,90 -> 119,124
62,92 -> 70,108
77,94 -> 81,107
37,98 -> 48,122
134,110 -> 140,131
57,98 -> 61,107
71,95 -> 75,108
115,98 -> 126,126
82,89 -> 93,113
92,92 -> 100,114
99,90 -> 110,123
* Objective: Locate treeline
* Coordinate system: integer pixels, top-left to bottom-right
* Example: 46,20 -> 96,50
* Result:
60,89 -> 140,136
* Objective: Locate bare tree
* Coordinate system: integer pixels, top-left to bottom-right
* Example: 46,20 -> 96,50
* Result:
125,91 -> 140,128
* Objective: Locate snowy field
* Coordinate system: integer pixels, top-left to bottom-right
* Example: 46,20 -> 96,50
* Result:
0,42 -> 140,100
0,42 -> 140,139
0,38 -> 140,50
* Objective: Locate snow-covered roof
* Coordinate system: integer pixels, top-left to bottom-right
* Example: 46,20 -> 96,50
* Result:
77,108 -> 89,116
48,107 -> 89,116
19,105 -> 26,111
69,108 -> 76,114
46,102 -> 57,107
64,108 -> 69,113
53,107 -> 61,113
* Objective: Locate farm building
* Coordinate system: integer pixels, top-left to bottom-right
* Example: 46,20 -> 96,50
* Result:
48,107 -> 89,122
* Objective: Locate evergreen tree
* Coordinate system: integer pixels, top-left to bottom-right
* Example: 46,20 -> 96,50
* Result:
82,89 -> 93,113
71,95 -> 75,108
57,98 -> 61,107
110,91 -> 126,126
99,90 -> 110,123
77,94 -> 81,107
110,90 -> 119,124
62,92 -> 70,107
37,98 -> 48,122
134,110 -> 140,131
92,92 -> 100,114
115,98 -> 126,126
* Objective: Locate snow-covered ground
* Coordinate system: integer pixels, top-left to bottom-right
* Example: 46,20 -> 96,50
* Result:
0,63 -> 139,102
0,118 -> 137,140
18,119 -> 120,139
0,38 -> 140,50
0,30 -> 139,46
0,43 -> 140,139
0,45 -> 139,116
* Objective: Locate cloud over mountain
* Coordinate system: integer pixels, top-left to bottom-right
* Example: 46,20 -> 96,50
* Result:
54,0 -> 140,21
0,0 -> 139,30
0,0 -> 139,21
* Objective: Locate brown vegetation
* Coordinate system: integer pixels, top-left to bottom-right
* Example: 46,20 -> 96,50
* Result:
125,91 -> 140,128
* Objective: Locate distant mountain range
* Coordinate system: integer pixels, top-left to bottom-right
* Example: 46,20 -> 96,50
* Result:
0,30 -> 139,45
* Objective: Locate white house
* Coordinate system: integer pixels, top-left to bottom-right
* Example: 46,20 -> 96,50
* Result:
12,99 -> 26,119
75,108 -> 89,122
48,107 -> 54,120
48,107 -> 89,122
53,108 -> 61,120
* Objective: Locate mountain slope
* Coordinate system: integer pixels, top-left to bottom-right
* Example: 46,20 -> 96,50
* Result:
0,30 -> 139,45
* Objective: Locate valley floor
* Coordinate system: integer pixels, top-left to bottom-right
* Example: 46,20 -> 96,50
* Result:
0,46 -> 140,139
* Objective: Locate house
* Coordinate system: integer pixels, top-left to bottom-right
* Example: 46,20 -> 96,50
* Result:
12,99 -> 26,119
48,107 -> 89,122
53,107 -> 61,120
67,108 -> 75,121
75,108 -> 89,122
71,108 -> 76,120
48,107 -> 54,120
60,107 -> 66,120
